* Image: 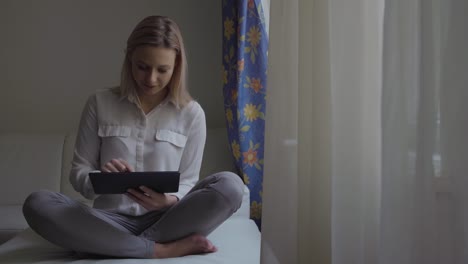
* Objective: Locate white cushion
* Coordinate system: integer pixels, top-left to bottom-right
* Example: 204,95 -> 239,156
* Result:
0,205 -> 28,244
60,133 -> 91,205
0,218 -> 260,263
0,134 -> 64,204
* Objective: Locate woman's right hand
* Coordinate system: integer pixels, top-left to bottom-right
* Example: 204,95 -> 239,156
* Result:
101,158 -> 134,173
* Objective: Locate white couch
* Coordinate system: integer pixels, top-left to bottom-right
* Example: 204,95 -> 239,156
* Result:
0,128 -> 260,264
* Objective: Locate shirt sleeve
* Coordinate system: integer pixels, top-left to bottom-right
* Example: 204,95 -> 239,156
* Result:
69,95 -> 100,200
169,103 -> 207,200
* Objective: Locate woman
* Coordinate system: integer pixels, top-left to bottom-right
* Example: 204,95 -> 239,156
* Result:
22,15 -> 244,259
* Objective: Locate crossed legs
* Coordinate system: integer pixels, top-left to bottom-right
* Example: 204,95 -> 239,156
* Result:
22,171 -> 244,258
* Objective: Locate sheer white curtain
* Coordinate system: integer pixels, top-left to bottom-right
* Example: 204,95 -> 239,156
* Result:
261,0 -> 332,263
438,1 -> 468,262
369,0 -> 468,263
261,0 -> 468,263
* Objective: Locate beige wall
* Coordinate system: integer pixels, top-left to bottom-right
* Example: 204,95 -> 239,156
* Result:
0,0 -> 224,133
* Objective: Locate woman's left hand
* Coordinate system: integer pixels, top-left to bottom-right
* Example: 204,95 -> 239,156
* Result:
126,186 -> 178,211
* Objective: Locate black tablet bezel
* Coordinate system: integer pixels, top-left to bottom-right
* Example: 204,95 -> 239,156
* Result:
88,171 -> 180,194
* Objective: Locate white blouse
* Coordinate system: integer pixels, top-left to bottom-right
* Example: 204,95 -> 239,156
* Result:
69,89 -> 206,216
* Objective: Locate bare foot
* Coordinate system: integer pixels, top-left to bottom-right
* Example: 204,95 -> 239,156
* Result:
153,234 -> 217,258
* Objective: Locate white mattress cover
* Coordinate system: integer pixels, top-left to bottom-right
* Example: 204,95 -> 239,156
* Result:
0,218 -> 260,264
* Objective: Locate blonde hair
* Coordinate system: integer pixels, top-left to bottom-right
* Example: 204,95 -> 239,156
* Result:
119,15 -> 192,108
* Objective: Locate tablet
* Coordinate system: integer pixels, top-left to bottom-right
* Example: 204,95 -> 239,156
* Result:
88,171 -> 180,194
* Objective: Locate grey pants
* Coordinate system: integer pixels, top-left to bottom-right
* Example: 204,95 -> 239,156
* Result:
22,172 -> 244,258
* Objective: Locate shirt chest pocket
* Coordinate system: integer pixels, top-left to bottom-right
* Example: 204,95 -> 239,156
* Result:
98,125 -> 133,163
154,130 -> 187,169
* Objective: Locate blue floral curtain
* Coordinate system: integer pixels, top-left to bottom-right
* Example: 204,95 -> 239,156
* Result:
222,0 -> 268,229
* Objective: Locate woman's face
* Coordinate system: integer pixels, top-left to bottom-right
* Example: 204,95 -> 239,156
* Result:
131,45 -> 177,98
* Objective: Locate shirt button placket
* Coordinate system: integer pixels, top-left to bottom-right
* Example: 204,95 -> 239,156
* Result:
135,117 -> 146,171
